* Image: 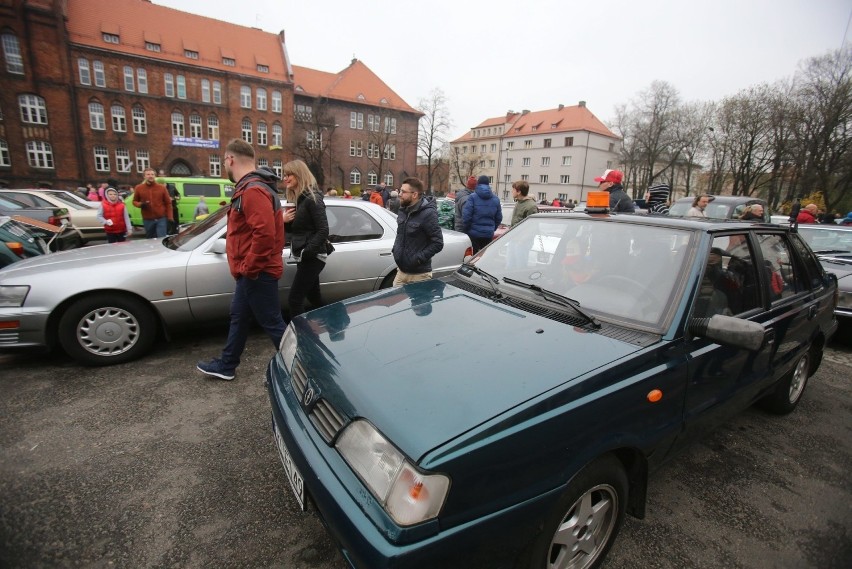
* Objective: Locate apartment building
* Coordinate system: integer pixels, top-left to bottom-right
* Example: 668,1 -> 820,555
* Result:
0,0 -> 417,193
291,60 -> 421,193
450,102 -> 620,203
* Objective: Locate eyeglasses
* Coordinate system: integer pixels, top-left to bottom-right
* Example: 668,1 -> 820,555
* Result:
399,188 -> 416,195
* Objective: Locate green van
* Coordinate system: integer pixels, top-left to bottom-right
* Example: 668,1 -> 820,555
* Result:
125,177 -> 234,226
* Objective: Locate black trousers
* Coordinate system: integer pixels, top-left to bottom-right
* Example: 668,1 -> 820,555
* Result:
288,256 -> 326,317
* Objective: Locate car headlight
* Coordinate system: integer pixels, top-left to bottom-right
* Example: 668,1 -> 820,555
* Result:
278,324 -> 297,372
0,286 -> 30,307
336,420 -> 449,526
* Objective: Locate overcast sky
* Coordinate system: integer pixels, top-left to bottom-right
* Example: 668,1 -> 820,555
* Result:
159,0 -> 851,139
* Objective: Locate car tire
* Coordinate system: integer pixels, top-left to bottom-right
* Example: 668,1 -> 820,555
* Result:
58,294 -> 157,366
758,349 -> 812,415
528,454 -> 627,569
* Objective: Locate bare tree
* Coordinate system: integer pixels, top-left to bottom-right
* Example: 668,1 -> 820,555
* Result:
417,88 -> 453,195
365,110 -> 403,187
450,147 -> 481,187
292,97 -> 337,188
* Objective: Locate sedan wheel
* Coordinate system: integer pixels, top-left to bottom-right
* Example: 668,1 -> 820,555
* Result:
531,455 -> 627,569
58,294 -> 156,365
758,349 -> 812,415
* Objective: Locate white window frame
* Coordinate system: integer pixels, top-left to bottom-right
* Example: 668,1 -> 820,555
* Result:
201,79 -> 210,103
189,114 -> 202,139
541,157 -> 550,166
171,112 -> 184,136
241,118 -> 252,143
560,175 -> 570,184
209,155 -> 221,177
93,60 -> 105,87
78,58 -> 91,85
240,86 -> 251,109
111,105 -> 126,132
88,101 -> 105,130
115,148 -> 131,173
272,90 -> 282,113
26,141 -> 54,168
164,73 -> 174,97
176,75 -> 186,99
350,168 -> 361,184
93,145 -> 110,171
136,149 -> 150,173
539,174 -> 549,184
19,94 -> 48,124
257,121 -> 267,146
367,171 -> 378,186
256,88 -> 267,111
522,157 -> 531,167
207,115 -> 219,140
273,160 -> 283,178
561,156 -> 572,166
271,123 -> 282,146
0,139 -> 10,167
212,81 -> 222,104
132,106 -> 147,134
2,33 -> 24,74
137,68 -> 148,94
123,66 -> 135,91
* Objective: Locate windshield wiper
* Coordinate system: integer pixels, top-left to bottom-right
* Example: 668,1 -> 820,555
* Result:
459,262 -> 501,298
815,249 -> 851,255
502,277 -> 601,329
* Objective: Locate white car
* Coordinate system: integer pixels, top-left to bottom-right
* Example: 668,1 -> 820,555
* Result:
0,189 -> 104,241
0,199 -> 472,365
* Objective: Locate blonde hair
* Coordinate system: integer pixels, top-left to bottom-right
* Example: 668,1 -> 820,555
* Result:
283,160 -> 319,202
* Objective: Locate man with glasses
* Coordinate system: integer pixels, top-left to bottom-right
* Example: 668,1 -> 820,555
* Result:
391,177 -> 444,286
196,139 -> 285,381
593,169 -> 634,213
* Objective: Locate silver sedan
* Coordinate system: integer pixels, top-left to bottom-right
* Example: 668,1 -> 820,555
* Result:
0,199 -> 471,365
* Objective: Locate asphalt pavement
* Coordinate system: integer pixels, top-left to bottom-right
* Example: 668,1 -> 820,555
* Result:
1,328 -> 850,569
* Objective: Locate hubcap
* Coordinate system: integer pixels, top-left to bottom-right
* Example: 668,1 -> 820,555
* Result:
77,306 -> 140,356
788,354 -> 809,403
548,483 -> 618,569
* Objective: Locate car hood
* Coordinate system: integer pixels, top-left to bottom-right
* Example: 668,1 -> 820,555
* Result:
0,238 -> 171,279
293,281 -> 644,462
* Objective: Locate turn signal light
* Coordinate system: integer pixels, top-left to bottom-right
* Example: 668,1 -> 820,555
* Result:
647,389 -> 663,403
7,242 -> 24,256
0,321 -> 20,329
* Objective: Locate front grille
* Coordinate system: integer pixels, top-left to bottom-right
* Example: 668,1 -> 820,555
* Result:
289,357 -> 347,444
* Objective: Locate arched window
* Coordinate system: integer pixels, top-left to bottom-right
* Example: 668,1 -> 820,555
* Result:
189,114 -> 202,138
256,88 -> 267,111
132,105 -> 147,134
384,172 -> 394,186
170,161 -> 191,176
207,114 -> 219,140
271,123 -> 282,146
201,79 -> 210,102
271,90 -> 282,113
350,168 -> 361,185
257,121 -> 267,146
171,111 -> 184,137
111,104 -> 126,132
88,101 -> 105,130
241,118 -> 252,143
78,58 -> 90,85
367,171 -> 378,186
1,31 -> 24,74
240,85 -> 251,109
19,94 -> 47,124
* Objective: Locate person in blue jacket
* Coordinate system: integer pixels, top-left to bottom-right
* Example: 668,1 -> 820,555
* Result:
462,175 -> 503,253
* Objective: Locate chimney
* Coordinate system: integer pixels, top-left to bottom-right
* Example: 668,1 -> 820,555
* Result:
558,104 -> 564,111
521,109 -> 530,115
578,100 -> 586,108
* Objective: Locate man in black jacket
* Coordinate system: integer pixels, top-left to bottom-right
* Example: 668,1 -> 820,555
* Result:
391,177 -> 444,286
594,169 -> 635,213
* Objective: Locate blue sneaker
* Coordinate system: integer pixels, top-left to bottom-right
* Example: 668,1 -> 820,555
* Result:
196,358 -> 235,381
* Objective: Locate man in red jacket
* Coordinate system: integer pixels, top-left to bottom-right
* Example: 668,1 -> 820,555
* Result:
132,168 -> 173,238
796,203 -> 819,224
197,138 -> 286,381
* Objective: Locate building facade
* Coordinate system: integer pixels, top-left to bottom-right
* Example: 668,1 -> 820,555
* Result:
450,102 -> 621,203
0,0 -> 416,193
291,61 -> 421,194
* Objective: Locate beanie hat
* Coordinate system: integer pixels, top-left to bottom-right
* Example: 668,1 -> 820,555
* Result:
647,183 -> 670,204
477,175 -> 490,186
466,176 -> 477,190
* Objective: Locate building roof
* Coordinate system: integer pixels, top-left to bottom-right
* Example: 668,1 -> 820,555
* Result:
506,104 -> 617,139
292,59 -> 419,115
65,0 -> 291,82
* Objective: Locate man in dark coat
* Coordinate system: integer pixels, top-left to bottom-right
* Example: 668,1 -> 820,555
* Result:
462,175 -> 502,253
392,177 -> 444,286
453,176 -> 476,232
594,169 -> 635,213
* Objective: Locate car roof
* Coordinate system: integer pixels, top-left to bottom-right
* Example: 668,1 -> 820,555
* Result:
527,211 -> 788,232
673,195 -> 766,205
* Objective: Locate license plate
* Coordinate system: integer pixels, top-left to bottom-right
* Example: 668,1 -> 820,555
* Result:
273,420 -> 306,510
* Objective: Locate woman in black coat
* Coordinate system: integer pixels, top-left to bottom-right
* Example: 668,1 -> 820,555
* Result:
282,160 -> 331,317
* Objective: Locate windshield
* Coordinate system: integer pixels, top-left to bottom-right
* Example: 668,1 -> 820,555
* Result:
472,216 -> 695,327
44,191 -> 96,209
165,206 -> 228,251
797,226 -> 852,254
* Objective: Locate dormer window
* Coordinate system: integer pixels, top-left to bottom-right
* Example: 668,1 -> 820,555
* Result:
145,42 -> 161,52
257,64 -> 269,73
357,94 -> 365,100
102,33 -> 119,44
223,57 -> 235,67
185,50 -> 199,60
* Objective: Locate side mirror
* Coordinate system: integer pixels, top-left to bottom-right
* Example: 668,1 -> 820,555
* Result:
210,237 -> 226,254
689,314 -> 765,351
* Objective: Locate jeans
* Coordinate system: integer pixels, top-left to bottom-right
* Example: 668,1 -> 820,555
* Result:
106,233 -> 127,243
143,217 -> 167,238
220,272 -> 286,370
288,256 -> 326,317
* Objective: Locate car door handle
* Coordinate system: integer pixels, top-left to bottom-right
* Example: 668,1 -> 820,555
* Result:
764,329 -> 776,346
379,250 -> 392,256
808,304 -> 818,320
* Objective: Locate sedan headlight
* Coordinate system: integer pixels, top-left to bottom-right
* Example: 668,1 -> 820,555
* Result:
0,286 -> 30,307
278,324 -> 297,372
336,420 -> 449,526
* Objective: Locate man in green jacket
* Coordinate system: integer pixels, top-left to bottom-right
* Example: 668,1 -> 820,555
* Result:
511,180 -> 538,225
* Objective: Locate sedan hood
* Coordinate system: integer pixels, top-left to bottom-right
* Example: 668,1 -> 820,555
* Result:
295,280 -> 644,462
0,239 -> 170,279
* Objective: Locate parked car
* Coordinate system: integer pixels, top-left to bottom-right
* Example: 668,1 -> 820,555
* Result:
124,176 -> 235,226
0,189 -> 105,241
266,212 -> 837,569
0,216 -> 48,268
493,203 -> 574,240
0,194 -> 82,251
669,195 -> 769,221
0,199 -> 471,365
795,224 -> 852,326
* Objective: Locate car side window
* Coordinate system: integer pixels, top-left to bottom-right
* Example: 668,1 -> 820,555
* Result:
182,183 -> 222,198
788,233 -> 824,290
327,207 -> 383,243
8,193 -> 51,207
695,234 -> 761,318
757,234 -> 804,300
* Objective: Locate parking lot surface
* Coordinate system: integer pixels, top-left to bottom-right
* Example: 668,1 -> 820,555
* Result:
1,328 -> 850,568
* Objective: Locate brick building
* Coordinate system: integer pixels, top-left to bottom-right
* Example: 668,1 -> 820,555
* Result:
0,0 -> 418,192
291,60 -> 422,194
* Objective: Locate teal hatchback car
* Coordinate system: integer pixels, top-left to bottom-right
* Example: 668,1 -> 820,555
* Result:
267,212 -> 837,569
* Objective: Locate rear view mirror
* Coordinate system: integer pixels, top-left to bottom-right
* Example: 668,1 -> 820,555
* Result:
210,237 -> 226,254
689,314 -> 765,351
